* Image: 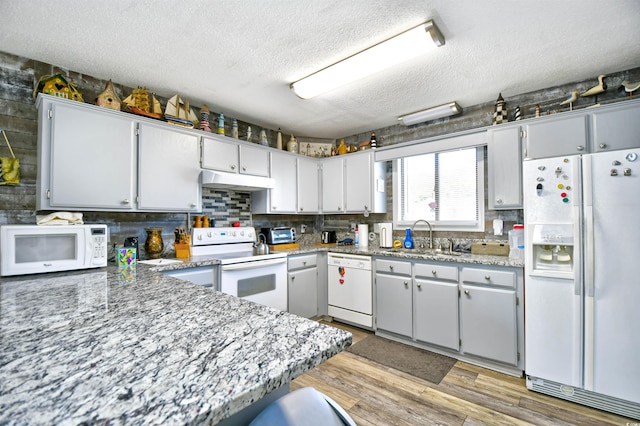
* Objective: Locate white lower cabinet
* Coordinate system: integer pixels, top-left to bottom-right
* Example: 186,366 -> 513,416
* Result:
414,263 -> 459,350
459,267 -> 518,366
374,257 -> 524,375
375,259 -> 412,338
287,254 -> 318,318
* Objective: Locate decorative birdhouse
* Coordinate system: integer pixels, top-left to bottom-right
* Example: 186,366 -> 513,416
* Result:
96,80 -> 121,110
33,74 -> 84,102
493,93 -> 508,125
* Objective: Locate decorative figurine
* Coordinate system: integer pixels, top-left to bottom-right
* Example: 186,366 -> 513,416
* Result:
96,80 -> 121,110
560,90 -> 580,111
259,129 -> 269,146
287,134 -> 298,153
246,126 -> 252,142
232,119 -> 239,139
337,138 -> 348,155
217,112 -> 225,135
276,128 -> 283,150
580,74 -> 607,105
493,93 -> 508,125
370,132 -> 377,149
164,94 -> 199,128
122,87 -> 162,119
514,105 -> 522,121
199,104 -> 212,132
535,104 -> 541,117
620,80 -> 640,99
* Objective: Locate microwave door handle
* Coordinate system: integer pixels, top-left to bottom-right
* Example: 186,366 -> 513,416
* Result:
221,258 -> 286,272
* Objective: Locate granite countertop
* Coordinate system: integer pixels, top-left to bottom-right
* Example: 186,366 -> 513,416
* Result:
0,265 -> 352,424
281,245 -> 525,268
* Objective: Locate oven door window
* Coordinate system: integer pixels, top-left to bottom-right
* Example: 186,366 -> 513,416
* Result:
237,273 -> 276,298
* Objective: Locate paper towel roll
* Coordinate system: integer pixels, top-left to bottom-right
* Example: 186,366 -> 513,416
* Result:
358,224 -> 368,248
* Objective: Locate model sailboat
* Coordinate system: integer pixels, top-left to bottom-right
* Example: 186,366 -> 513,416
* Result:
122,87 -> 162,119
164,94 -> 199,128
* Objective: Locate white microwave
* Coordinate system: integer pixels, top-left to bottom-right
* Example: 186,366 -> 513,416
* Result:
0,224 -> 108,276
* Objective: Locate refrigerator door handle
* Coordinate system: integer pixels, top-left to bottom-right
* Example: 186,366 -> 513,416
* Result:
583,155 -> 595,298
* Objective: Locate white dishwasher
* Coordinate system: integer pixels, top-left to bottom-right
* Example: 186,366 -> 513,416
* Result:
327,253 -> 372,328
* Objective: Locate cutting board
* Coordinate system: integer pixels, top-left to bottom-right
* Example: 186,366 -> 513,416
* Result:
471,242 -> 509,256
268,243 -> 300,251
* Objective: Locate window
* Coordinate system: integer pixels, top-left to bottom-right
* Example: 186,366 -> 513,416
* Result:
394,147 -> 484,231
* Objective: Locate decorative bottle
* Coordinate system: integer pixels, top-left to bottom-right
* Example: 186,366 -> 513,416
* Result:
287,134 -> 298,153
259,129 -> 269,146
276,128 -> 283,150
403,228 -> 414,249
231,119 -> 239,139
217,113 -> 225,135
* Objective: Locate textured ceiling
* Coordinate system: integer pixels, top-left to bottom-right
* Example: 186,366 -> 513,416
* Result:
2,0 -> 640,139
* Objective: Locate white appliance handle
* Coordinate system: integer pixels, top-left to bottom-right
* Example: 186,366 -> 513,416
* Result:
583,155 -> 595,298
221,257 -> 286,272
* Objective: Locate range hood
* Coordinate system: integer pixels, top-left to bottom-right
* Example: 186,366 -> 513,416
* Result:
200,169 -> 275,192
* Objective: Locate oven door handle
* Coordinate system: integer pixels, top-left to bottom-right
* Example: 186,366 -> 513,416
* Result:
221,257 -> 287,272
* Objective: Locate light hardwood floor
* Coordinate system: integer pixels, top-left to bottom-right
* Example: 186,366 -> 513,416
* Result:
291,321 -> 634,426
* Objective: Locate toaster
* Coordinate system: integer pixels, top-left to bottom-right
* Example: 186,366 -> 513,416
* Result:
260,227 -> 296,245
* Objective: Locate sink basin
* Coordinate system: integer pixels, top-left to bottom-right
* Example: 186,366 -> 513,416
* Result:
138,259 -> 183,265
380,248 -> 467,257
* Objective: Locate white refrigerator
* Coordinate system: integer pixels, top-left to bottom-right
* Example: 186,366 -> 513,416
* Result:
523,148 -> 640,420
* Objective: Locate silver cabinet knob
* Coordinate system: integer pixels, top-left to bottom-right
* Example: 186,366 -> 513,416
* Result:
576,146 -> 585,151
432,270 -> 437,275
303,261 -> 307,266
230,165 -> 236,170
121,199 -> 130,205
389,265 -> 394,271
403,281 -> 409,287
495,199 -> 503,204
291,276 -> 295,281
485,275 -> 491,280
416,282 -> 422,288
464,290 -> 470,295
242,166 -> 246,172
599,143 -> 607,149
190,203 -> 197,208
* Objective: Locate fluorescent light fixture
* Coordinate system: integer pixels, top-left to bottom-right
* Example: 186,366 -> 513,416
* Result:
398,102 -> 462,126
290,20 -> 445,99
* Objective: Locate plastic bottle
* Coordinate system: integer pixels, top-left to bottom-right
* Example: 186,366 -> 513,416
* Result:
403,228 -> 414,249
354,226 -> 359,247
509,224 -> 525,260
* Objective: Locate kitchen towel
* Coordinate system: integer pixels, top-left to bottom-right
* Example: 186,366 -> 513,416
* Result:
36,212 -> 84,225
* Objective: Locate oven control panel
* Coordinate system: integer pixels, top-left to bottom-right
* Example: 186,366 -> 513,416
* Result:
191,227 -> 256,246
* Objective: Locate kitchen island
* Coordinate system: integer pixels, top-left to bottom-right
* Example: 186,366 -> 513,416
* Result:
0,265 -> 352,425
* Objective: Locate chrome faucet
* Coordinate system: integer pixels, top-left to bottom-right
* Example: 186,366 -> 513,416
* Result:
411,219 -> 433,250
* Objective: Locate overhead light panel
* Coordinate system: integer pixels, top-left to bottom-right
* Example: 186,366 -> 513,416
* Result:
398,102 -> 462,126
290,20 -> 445,99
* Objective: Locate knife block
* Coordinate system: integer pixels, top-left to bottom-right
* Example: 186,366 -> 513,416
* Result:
175,243 -> 191,259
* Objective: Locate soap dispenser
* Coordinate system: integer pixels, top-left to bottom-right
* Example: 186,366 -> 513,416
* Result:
403,228 -> 414,249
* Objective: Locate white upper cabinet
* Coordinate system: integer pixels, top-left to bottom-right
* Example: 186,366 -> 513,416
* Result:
524,114 -> 588,159
590,100 -> 640,152
251,150 -> 297,214
297,156 -> 320,214
201,135 -> 269,177
36,94 -> 201,212
487,126 -> 523,209
37,95 -> 137,210
137,122 -> 201,211
321,156 -> 344,213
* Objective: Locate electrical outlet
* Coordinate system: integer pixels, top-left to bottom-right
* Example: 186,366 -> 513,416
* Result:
300,224 -> 307,234
350,223 -> 356,232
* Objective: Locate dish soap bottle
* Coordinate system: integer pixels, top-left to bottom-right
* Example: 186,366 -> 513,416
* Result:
403,228 -> 414,249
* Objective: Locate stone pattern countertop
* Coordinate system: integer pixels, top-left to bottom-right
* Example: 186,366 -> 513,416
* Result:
0,265 -> 352,425
281,245 -> 525,268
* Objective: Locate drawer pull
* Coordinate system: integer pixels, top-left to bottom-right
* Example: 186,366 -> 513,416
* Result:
416,282 -> 422,288
404,281 -> 409,287
389,265 -> 394,271
432,270 -> 437,275
464,290 -> 470,295
484,275 -> 491,280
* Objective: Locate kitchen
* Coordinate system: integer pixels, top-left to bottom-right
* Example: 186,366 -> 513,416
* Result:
1,1 -> 640,424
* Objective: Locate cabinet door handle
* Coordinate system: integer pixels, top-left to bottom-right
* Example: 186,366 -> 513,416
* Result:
303,261 -> 307,266
403,281 -> 409,287
464,290 -> 470,295
576,145 -> 585,151
484,275 -> 491,280
495,198 -> 503,204
291,276 -> 295,281
242,166 -> 246,172
190,203 -> 196,208
389,265 -> 394,271
121,199 -> 130,205
432,270 -> 437,275
599,143 -> 607,149
416,282 -> 422,288
230,165 -> 236,170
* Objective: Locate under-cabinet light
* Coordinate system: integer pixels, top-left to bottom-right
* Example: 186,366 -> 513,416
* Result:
398,102 -> 462,126
290,20 -> 445,99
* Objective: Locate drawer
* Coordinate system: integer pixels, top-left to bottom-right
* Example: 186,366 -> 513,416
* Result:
461,267 -> 516,288
414,262 -> 458,282
288,254 -> 317,270
375,258 -> 411,276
